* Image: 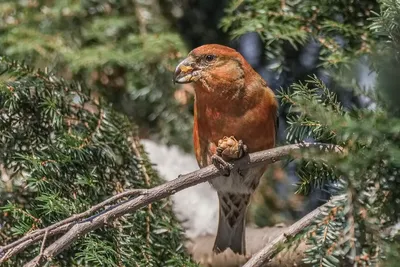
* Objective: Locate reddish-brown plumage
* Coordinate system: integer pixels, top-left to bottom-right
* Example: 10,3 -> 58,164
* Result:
193,81 -> 277,167
174,44 -> 278,255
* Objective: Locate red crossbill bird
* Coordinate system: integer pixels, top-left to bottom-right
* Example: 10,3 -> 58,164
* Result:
173,44 -> 278,255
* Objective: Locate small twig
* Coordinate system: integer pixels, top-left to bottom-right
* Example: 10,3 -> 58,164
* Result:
133,0 -> 148,35
280,0 -> 286,9
39,230 -> 48,256
0,143 -> 342,265
23,230 -> 49,267
130,136 -> 152,245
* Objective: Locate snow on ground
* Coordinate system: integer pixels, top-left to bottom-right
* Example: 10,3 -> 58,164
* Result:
141,139 -> 218,239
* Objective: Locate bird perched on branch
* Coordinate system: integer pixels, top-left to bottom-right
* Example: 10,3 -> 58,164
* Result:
173,44 -> 278,255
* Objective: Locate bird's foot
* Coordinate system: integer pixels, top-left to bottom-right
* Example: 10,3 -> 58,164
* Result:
211,154 -> 232,176
217,136 -> 248,159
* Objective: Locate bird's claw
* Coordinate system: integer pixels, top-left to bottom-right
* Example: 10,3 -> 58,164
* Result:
211,154 -> 232,176
217,136 -> 248,159
237,139 -> 248,158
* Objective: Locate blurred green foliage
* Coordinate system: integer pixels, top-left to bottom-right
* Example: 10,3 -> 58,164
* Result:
221,0 -> 379,75
369,0 -> 400,117
0,0 -> 193,151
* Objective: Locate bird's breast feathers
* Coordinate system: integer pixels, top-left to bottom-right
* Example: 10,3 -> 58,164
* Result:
193,89 -> 277,166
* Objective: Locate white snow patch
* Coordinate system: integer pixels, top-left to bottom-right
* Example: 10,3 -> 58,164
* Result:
141,139 -> 218,238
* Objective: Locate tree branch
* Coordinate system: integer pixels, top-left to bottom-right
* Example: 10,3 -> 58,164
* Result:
242,198 -> 337,267
0,143 -> 342,265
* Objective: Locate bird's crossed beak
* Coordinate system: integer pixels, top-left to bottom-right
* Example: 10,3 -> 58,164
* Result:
173,57 -> 200,84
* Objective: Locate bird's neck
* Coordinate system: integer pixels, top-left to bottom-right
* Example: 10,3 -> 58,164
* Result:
193,85 -> 245,116
192,74 -> 263,116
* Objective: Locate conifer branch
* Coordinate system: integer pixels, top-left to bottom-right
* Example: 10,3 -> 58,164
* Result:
0,143 -> 343,265
242,198 -> 335,267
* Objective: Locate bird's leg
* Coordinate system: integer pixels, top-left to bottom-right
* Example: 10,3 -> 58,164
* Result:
211,136 -> 248,176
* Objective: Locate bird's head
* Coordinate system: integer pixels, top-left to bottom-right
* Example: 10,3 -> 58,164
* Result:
173,44 -> 254,93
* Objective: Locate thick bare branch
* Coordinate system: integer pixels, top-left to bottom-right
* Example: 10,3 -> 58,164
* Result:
0,143 -> 342,265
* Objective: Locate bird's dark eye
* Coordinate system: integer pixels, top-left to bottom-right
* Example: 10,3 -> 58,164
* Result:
205,54 -> 215,62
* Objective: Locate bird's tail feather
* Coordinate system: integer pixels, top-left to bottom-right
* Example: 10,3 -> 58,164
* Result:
213,192 -> 250,255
